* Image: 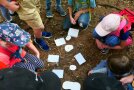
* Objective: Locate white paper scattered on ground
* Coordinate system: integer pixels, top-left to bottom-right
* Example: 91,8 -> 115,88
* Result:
68,28 -> 79,38
48,55 -> 59,63
65,45 -> 74,52
69,65 -> 77,71
54,38 -> 66,46
62,81 -> 81,90
52,69 -> 64,78
66,35 -> 71,41
74,53 -> 86,65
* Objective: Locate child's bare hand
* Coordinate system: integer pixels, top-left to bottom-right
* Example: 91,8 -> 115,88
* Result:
120,75 -> 134,85
36,53 -> 40,59
88,70 -> 93,76
8,1 -> 19,12
70,17 -> 76,25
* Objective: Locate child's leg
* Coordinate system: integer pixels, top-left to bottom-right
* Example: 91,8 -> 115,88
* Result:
105,35 -> 120,47
45,0 -> 53,18
46,0 -> 51,10
78,13 -> 90,29
63,15 -> 72,30
17,0 -> 51,51
13,62 -> 36,72
0,5 -> 12,22
24,53 -> 44,70
55,0 -> 66,16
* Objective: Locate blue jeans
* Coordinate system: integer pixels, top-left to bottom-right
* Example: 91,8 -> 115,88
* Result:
63,12 -> 90,30
92,30 -> 120,47
0,5 -> 11,21
45,0 -> 61,10
104,35 -> 120,47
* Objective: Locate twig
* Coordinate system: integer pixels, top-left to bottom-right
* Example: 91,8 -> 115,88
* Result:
97,3 -> 121,11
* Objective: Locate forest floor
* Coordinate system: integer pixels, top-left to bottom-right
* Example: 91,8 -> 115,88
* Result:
0,0 -> 134,89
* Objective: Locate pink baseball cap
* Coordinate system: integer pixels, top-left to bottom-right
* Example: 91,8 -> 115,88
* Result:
95,14 -> 121,36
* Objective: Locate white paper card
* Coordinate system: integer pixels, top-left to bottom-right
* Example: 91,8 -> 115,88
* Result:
54,38 -> 66,46
65,45 -> 74,52
66,35 -> 71,41
48,55 -> 59,63
62,81 -> 81,90
52,69 -> 64,78
69,65 -> 77,71
74,53 -> 86,65
68,28 -> 79,38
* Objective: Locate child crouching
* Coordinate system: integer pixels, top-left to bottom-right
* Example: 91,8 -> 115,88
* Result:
88,54 -> 134,90
0,22 -> 44,72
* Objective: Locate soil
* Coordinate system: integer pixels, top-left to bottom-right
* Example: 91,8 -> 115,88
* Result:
0,0 -> 134,89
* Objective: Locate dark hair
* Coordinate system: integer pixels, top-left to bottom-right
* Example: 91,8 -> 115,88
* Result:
107,55 -> 133,75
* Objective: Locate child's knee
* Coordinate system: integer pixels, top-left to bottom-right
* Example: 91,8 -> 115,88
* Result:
78,21 -> 89,29
105,36 -> 120,47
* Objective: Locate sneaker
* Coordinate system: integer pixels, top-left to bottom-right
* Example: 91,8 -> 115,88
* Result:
56,6 -> 66,16
46,10 -> 54,18
34,38 -> 50,51
42,31 -> 52,38
100,48 -> 109,54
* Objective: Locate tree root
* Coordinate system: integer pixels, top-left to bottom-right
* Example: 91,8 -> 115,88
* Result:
97,3 -> 121,11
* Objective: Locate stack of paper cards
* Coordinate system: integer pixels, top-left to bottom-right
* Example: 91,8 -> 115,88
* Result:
68,28 -> 79,38
52,69 -> 64,78
74,53 -> 86,65
48,55 -> 60,63
54,38 -> 66,46
62,81 -> 81,90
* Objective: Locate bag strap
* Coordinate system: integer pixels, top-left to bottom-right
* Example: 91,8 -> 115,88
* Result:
0,44 -> 24,62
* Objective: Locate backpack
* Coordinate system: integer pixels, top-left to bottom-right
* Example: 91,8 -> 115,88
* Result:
0,68 -> 61,90
111,8 -> 134,46
116,8 -> 134,33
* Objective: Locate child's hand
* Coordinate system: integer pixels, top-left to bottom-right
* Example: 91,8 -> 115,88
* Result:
88,70 -> 93,76
8,1 -> 19,12
70,17 -> 76,25
120,75 -> 134,85
36,53 -> 40,59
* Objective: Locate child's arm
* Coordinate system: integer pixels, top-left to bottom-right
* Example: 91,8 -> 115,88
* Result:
68,6 -> 76,25
120,75 -> 134,85
74,8 -> 89,21
26,41 -> 40,58
0,0 -> 19,12
88,60 -> 108,75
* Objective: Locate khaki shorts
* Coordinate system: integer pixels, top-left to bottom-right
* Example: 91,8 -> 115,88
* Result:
17,0 -> 44,29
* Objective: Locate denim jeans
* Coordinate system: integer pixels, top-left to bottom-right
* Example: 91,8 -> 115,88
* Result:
104,35 -> 120,47
45,0 -> 61,10
63,12 -> 90,30
92,30 -> 120,47
0,0 -> 12,21
0,5 -> 11,21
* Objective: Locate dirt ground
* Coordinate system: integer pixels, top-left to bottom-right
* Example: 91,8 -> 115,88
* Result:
0,0 -> 134,89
